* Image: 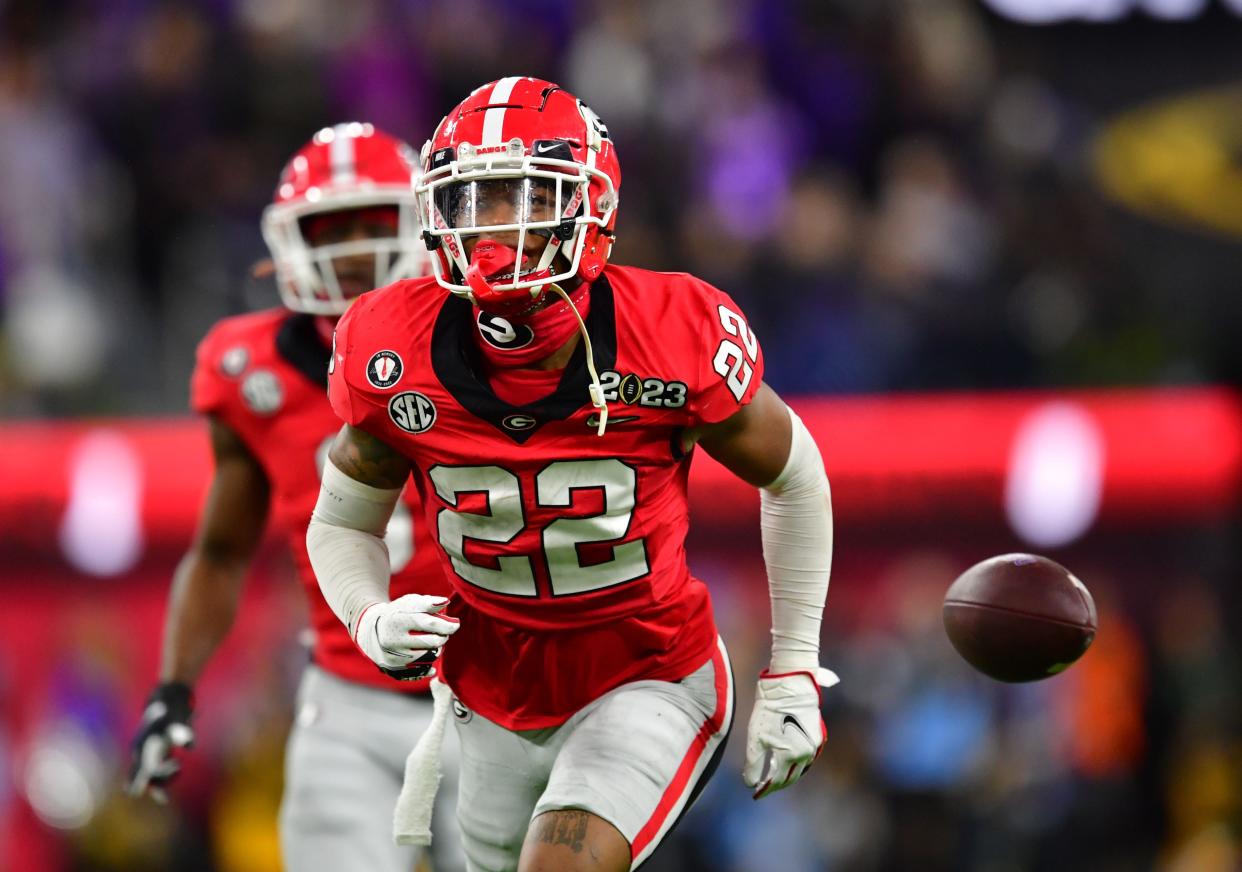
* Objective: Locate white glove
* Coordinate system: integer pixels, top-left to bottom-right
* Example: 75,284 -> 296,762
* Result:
354,594 -> 460,680
743,667 -> 839,799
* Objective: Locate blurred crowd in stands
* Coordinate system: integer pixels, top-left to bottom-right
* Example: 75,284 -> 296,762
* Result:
1,0 -> 1240,870
7,532 -> 1239,872
3,0 -> 1242,416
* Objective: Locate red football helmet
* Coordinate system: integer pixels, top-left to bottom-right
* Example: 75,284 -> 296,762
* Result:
416,77 -> 621,303
261,123 -> 430,316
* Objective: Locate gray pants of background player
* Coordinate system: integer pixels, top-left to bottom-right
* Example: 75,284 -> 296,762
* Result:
454,639 -> 735,872
280,664 -> 465,872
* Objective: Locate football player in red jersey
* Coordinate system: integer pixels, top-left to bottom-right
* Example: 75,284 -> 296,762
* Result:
309,79 -> 836,872
126,123 -> 464,872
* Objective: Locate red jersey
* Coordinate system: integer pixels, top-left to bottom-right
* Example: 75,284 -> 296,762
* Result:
328,266 -> 765,728
191,308 -> 450,692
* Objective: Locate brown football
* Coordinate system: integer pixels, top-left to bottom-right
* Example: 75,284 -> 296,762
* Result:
942,553 -> 1097,682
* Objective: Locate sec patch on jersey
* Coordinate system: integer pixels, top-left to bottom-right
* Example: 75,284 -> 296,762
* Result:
241,369 -> 284,415
388,391 -> 436,434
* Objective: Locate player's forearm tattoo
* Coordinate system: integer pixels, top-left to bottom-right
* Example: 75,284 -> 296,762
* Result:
533,810 -> 589,854
330,426 -> 410,490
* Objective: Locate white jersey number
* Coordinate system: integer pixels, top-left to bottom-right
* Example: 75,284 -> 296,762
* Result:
712,304 -> 758,402
428,465 -> 536,596
428,459 -> 649,597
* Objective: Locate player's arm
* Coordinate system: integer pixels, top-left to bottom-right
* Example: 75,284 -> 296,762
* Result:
306,424 -> 458,680
693,382 -> 837,799
128,417 -> 270,801
162,419 -> 271,681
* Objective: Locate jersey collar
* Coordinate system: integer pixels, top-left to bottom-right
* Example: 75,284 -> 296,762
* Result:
275,313 -> 332,387
431,275 -> 618,444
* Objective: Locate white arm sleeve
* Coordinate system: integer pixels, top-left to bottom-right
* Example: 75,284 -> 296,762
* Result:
306,459 -> 403,640
760,407 -> 833,674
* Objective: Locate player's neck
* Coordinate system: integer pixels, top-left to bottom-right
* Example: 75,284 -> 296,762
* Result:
533,332 -> 581,370
473,280 -> 589,371
535,275 -> 588,368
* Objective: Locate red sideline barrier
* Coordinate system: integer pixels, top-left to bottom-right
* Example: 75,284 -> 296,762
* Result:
691,387 -> 1242,527
1,387 -> 1239,553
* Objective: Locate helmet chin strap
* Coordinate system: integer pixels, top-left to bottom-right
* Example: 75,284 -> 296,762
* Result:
547,283 -> 608,437
465,241 -> 609,437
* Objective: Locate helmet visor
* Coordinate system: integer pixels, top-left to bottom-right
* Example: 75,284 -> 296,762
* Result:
261,191 -> 429,316
299,205 -> 400,242
437,178 -> 569,233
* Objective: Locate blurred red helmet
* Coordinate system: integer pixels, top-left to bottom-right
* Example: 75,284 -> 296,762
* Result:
417,77 -> 620,301
261,122 -> 430,315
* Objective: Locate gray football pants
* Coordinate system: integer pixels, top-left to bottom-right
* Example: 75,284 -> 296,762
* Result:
453,639 -> 735,872
279,664 -> 465,872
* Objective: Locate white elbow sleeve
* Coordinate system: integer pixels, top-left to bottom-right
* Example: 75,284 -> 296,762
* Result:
760,407 -> 833,675
306,459 -> 403,640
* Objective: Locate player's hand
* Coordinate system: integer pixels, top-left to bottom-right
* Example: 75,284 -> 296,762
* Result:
742,667 -> 838,800
355,594 -> 460,680
126,682 -> 195,803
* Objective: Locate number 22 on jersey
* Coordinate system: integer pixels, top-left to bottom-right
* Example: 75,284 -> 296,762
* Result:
713,304 -> 758,402
429,459 -> 650,598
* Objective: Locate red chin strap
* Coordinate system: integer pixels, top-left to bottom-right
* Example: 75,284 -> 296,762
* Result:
464,240 -> 553,317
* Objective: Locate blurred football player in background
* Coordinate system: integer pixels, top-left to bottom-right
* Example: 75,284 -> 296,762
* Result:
308,79 -> 836,871
126,123 -> 464,872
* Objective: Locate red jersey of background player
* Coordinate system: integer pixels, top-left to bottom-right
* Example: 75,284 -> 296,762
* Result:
192,307 -> 449,691
327,265 -> 764,729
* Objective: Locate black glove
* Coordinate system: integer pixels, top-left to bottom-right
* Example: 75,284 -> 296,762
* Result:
126,682 -> 195,803
378,649 -> 439,682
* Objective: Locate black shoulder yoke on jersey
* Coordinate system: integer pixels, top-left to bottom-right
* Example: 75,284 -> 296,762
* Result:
431,276 -> 618,444
275,313 -> 332,388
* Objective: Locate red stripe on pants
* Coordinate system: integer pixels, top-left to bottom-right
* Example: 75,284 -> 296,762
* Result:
629,644 -> 729,859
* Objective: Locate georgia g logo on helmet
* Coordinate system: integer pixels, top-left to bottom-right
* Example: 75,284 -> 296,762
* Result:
415,77 -> 621,308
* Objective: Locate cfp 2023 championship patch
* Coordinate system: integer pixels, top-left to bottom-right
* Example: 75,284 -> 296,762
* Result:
388,391 -> 436,434
366,350 -> 404,389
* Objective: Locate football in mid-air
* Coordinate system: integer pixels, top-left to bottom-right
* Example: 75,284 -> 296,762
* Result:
942,553 -> 1097,682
